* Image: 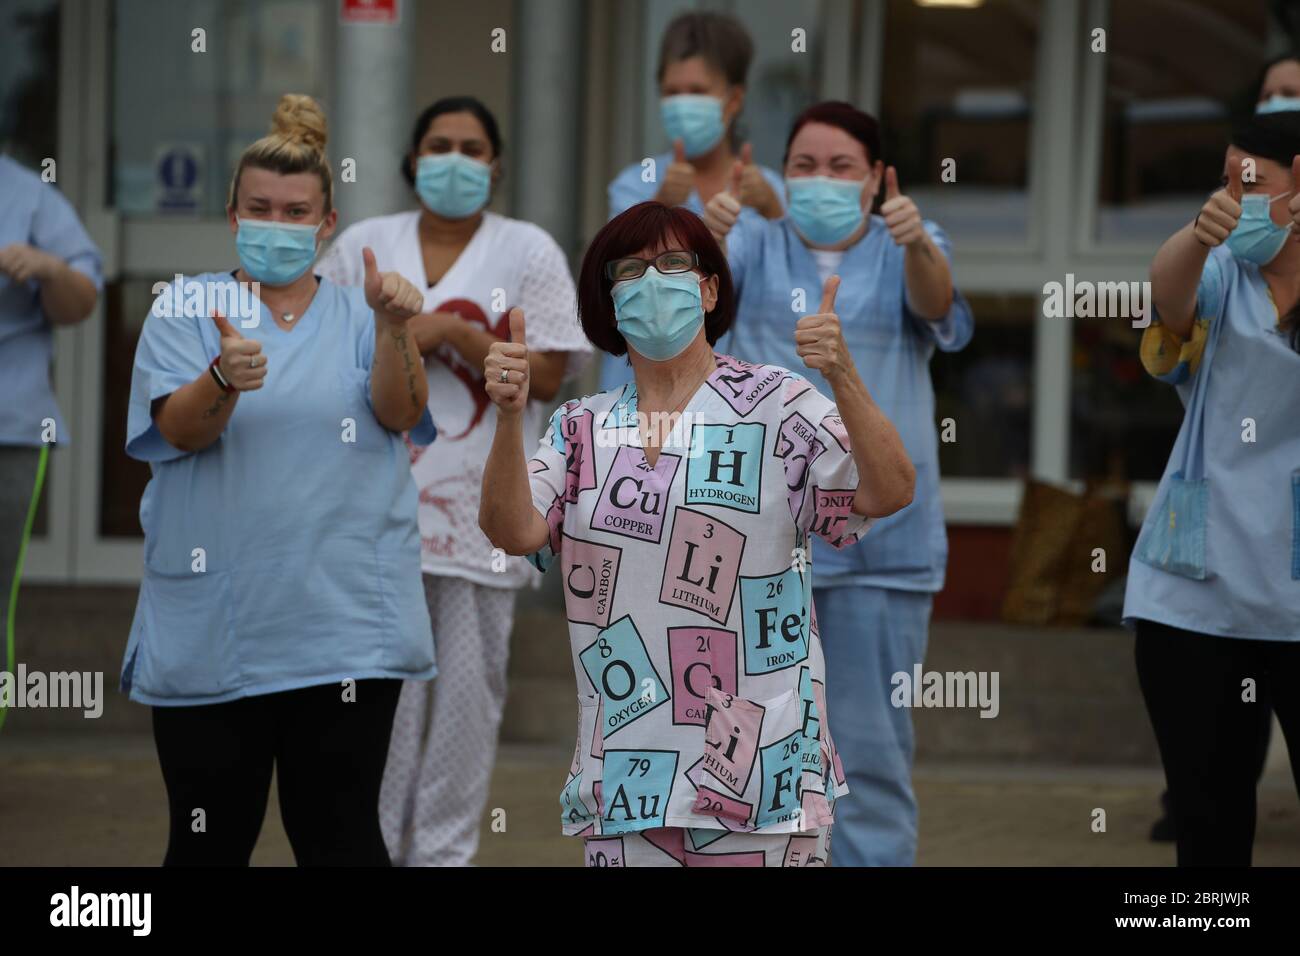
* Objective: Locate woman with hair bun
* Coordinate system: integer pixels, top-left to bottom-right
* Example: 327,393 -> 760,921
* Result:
121,94 -> 438,866
316,95 -> 591,868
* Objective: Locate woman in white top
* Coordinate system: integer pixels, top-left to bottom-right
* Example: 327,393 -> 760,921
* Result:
316,95 -> 592,867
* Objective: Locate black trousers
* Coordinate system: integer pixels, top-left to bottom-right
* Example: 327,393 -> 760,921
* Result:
152,678 -> 401,866
1134,619 -> 1300,866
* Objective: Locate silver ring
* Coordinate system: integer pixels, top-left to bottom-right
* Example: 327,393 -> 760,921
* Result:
499,369 -> 509,383
249,356 -> 257,369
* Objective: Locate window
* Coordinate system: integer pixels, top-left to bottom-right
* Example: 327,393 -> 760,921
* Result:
1092,0 -> 1269,242
112,0 -> 333,218
1068,317 -> 1184,482
933,293 -> 1035,479
880,0 -> 1041,244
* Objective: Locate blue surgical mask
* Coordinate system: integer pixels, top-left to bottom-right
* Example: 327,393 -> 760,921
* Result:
1225,191 -> 1293,265
612,268 -> 705,362
660,95 -> 726,159
785,175 -> 867,246
1257,95 -> 1300,114
416,152 -> 492,219
235,218 -> 322,285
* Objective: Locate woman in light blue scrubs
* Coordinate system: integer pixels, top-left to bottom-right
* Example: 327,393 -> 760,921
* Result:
1127,110 -> 1300,866
121,95 -> 437,866
600,10 -> 785,393
703,101 -> 974,866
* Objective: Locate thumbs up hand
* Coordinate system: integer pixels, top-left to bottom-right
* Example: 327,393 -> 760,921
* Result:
1195,159 -> 1246,247
795,275 -> 854,383
211,310 -> 267,391
484,307 -> 529,415
880,166 -> 924,247
735,142 -> 782,218
702,160 -> 744,242
658,138 -> 697,208
363,246 -> 424,324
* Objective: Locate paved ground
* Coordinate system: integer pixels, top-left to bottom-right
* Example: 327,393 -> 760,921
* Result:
2,734 -> 1296,866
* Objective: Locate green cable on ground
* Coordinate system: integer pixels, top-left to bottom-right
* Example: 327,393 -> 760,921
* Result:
1,443 -> 49,734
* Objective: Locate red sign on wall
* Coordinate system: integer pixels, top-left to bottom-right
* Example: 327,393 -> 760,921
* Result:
340,0 -> 399,23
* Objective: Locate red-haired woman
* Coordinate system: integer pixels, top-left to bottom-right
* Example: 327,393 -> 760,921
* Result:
479,201 -> 913,866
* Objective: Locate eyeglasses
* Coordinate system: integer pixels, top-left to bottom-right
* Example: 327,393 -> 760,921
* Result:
605,250 -> 699,282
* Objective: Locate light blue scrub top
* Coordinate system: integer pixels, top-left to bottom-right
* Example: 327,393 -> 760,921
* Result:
1123,246 -> 1300,641
599,153 -> 785,392
0,155 -> 103,446
717,214 -> 974,592
121,272 -> 438,705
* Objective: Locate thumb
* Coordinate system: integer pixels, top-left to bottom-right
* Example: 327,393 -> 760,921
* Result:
740,142 -> 753,166
673,138 -> 686,164
885,165 -> 900,201
509,307 -> 527,346
818,274 -> 841,315
362,246 -> 379,285
1227,162 -> 1244,203
211,310 -> 241,339
729,160 -> 744,198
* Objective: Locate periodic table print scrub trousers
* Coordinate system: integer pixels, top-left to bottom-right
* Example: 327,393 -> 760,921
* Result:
526,354 -> 871,844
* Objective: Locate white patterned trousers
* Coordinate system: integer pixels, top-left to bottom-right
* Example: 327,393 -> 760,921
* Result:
379,574 -> 516,866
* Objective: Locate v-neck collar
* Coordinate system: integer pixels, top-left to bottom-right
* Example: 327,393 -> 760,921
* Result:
614,354 -> 730,466
231,270 -> 323,336
415,210 -> 492,294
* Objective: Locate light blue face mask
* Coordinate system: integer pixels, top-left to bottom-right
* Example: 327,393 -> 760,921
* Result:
660,95 -> 726,158
785,175 -> 867,246
1225,191 -> 1293,265
1257,95 -> 1300,114
416,152 -> 492,219
235,218 -> 322,285
612,268 -> 705,362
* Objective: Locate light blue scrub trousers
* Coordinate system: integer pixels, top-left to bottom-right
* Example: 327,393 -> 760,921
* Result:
815,584 -> 933,867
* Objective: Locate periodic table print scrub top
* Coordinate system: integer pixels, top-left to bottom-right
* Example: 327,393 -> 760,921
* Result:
526,354 -> 873,837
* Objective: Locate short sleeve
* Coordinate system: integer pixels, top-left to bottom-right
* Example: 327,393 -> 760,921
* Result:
1140,247 -> 1230,385
903,221 -> 973,353
517,231 -> 592,379
315,224 -> 366,286
608,160 -> 655,219
781,375 -> 872,550
525,400 -> 581,572
31,183 -> 103,290
126,280 -> 217,462
725,213 -> 756,295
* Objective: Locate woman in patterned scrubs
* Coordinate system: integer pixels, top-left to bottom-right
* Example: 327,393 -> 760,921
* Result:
480,202 -> 915,866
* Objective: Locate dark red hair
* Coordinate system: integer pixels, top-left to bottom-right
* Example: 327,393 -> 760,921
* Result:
577,201 -> 736,357
783,100 -> 881,167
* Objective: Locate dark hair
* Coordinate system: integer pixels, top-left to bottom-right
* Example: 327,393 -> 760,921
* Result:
1252,51 -> 1300,101
401,96 -> 503,187
657,11 -> 753,86
783,101 -> 881,167
1230,112 -> 1300,353
577,202 -> 735,357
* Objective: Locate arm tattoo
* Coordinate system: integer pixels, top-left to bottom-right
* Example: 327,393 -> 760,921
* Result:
200,390 -> 232,420
390,325 -> 421,411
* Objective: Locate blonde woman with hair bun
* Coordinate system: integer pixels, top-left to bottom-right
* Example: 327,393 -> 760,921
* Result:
120,94 -> 439,867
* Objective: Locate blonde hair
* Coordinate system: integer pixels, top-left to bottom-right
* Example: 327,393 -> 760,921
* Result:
228,94 -> 333,213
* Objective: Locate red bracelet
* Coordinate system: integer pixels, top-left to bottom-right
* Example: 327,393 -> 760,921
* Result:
209,356 -> 235,393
